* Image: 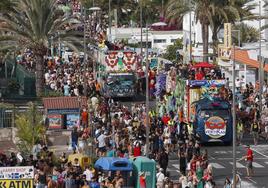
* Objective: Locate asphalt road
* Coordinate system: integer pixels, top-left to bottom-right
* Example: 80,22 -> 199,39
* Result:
167,139 -> 268,188
113,98 -> 268,187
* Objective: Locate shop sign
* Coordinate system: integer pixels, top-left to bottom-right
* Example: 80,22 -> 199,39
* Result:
0,166 -> 34,180
0,180 -> 33,188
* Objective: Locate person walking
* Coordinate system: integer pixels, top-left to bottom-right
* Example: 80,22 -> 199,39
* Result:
156,168 -> 165,188
158,149 -> 169,176
251,120 -> 260,145
239,145 -> 254,177
71,127 -> 79,151
237,120 -> 244,145
178,151 -> 187,176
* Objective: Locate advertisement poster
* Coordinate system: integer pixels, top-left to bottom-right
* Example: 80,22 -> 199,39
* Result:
0,166 -> 34,188
0,166 -> 34,180
0,179 -> 33,188
66,114 -> 80,129
48,114 -> 62,129
205,116 -> 226,138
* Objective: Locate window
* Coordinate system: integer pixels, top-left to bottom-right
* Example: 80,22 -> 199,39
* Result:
154,39 -> 166,43
171,39 -> 178,43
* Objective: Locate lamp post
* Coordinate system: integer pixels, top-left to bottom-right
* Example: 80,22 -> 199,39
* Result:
259,0 -> 263,115
145,23 -> 149,157
140,0 -> 143,56
232,43 -> 237,188
108,0 -> 112,42
83,8 -> 87,66
189,0 -> 192,63
231,29 -> 240,188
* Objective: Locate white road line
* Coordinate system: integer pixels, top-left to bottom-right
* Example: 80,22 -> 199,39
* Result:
247,145 -> 268,158
172,164 -> 180,169
217,158 -> 268,160
253,162 -> 264,168
230,162 -> 246,168
210,162 -> 225,169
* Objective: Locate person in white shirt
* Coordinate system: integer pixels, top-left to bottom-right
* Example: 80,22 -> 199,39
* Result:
83,166 -> 94,182
156,168 -> 165,188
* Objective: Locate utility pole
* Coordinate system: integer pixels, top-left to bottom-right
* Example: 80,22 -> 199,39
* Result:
83,8 -> 87,67
108,0 -> 112,42
145,24 -> 149,157
140,0 -> 143,56
259,0 -> 263,115
232,43 -> 237,188
189,0 -> 192,63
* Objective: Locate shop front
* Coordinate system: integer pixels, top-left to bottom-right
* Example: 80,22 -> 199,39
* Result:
43,97 -> 88,130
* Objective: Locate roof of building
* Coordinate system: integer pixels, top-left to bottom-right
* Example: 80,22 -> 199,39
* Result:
231,48 -> 268,72
43,96 -> 88,110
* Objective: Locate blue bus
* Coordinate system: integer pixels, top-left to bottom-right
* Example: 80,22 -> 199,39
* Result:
192,97 -> 233,144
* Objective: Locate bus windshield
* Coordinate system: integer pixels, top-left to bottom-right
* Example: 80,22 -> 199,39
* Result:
199,109 -> 230,120
107,74 -> 135,86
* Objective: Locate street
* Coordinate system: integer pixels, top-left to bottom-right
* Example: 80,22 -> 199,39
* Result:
168,143 -> 268,188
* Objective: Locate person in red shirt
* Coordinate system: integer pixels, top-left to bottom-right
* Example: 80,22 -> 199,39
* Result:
195,69 -> 204,80
241,145 -> 254,177
139,172 -> 146,188
133,143 -> 141,157
162,113 -> 170,126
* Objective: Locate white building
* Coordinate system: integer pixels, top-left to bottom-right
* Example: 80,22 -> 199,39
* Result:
107,27 -> 183,53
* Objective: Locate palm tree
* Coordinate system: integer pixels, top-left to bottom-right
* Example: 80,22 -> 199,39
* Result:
0,0 -> 15,13
15,102 -> 45,155
166,0 -> 253,62
210,0 -> 255,55
0,0 -> 83,96
166,0 -> 219,62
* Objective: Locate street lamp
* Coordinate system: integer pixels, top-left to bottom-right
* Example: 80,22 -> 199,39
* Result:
140,0 -> 143,56
145,23 -> 149,157
231,29 -> 240,188
258,0 -> 263,115
108,0 -> 112,42
232,43 -> 237,188
83,6 -> 101,68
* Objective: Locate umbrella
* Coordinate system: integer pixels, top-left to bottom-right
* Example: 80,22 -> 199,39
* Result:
193,62 -> 214,68
151,22 -> 167,27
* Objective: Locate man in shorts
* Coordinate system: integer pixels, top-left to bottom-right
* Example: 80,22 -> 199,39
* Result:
242,145 -> 254,177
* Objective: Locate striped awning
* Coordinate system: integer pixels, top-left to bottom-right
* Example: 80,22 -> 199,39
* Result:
43,96 -> 88,109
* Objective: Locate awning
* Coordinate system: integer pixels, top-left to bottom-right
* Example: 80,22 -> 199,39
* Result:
231,48 -> 268,72
43,96 -> 87,110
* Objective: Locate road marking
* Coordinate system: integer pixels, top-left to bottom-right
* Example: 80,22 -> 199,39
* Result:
246,145 -> 268,158
210,162 -> 224,169
172,164 -> 180,169
217,158 -> 268,160
230,162 -> 246,168
253,162 -> 264,168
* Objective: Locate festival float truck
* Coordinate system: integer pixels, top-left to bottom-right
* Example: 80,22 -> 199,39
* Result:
95,50 -> 139,98
181,79 -> 233,144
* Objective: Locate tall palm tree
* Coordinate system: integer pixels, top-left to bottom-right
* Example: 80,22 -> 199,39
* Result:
166,0 -> 253,62
0,0 -> 83,96
210,0 -> 255,54
166,0 -> 220,62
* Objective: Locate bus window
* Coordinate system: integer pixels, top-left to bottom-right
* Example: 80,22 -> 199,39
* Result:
200,109 -> 230,120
